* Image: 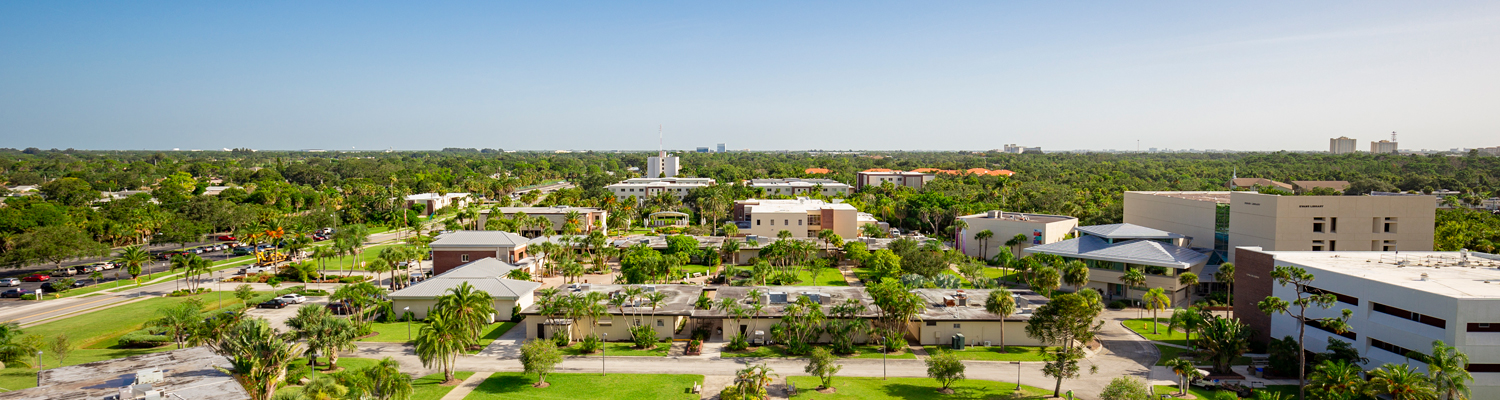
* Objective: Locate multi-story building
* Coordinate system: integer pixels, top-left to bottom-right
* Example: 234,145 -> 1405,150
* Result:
1124,191 -> 1436,263
605,177 -> 715,204
1002,144 -> 1043,154
1234,249 -> 1500,398
429,230 -> 533,274
1330,136 -> 1358,154
1024,223 -> 1211,304
955,210 -> 1078,260
717,143 -> 726,153
1371,140 -> 1399,154
732,198 -> 875,239
646,150 -> 680,178
477,206 -> 608,235
1291,181 -> 1351,194
405,192 -> 472,215
855,169 -> 934,191
745,178 -> 853,197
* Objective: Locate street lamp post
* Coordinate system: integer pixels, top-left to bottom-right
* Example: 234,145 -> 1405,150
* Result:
601,333 -> 607,376
1012,361 -> 1022,392
37,351 -> 43,370
404,307 -> 412,340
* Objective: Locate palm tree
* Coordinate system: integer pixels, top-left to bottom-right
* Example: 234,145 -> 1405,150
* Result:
1164,358 -> 1203,396
1214,262 -> 1235,319
1120,267 -> 1146,301
984,290 -> 1016,351
117,245 -> 151,285
414,311 -> 465,383
221,319 -> 304,400
1366,363 -> 1439,400
1142,288 -> 1170,334
361,357 -> 414,400
722,222 -> 740,237
721,239 -> 741,267
1178,272 -> 1199,304
434,282 -> 497,350
974,230 -> 994,261
950,219 -> 968,242
0,322 -> 40,367
1004,233 -> 1028,260
151,301 -> 203,349
1308,359 -> 1365,400
1424,340 -> 1473,400
1061,260 -> 1089,292
312,245 -> 336,287
169,253 -> 197,292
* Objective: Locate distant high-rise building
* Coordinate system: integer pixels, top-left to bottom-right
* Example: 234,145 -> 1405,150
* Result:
1371,140 -> 1398,154
1329,136 -> 1357,154
1001,144 -> 1042,154
646,150 -> 680,178
717,143 -> 726,153
695,147 -> 710,153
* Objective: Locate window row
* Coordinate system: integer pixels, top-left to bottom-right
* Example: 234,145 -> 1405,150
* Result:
1372,302 -> 1446,329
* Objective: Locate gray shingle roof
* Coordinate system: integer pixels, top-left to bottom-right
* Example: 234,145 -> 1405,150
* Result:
430,230 -> 530,247
1023,236 -> 1208,269
1074,223 -> 1187,240
388,257 -> 540,299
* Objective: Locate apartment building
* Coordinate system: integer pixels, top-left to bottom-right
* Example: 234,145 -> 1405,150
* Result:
855,169 -> 934,191
745,178 -> 853,197
405,192 -> 472,215
429,230 -> 533,274
1372,140 -> 1399,154
1234,249 -> 1500,398
955,210 -> 1078,260
1124,191 -> 1435,263
1291,181 -> 1351,194
646,151 -> 680,178
478,206 -> 606,235
1329,136 -> 1357,154
1024,223 -> 1211,304
732,198 -> 875,239
605,177 -> 715,204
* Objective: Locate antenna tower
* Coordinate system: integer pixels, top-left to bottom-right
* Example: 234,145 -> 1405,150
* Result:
1391,131 -> 1397,142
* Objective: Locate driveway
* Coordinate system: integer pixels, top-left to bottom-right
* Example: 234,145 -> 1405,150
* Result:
246,296 -> 329,332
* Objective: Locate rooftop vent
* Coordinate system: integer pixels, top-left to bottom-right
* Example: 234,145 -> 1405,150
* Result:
642,285 -> 656,293
134,368 -> 164,385
1420,273 -> 1429,281
768,292 -> 788,304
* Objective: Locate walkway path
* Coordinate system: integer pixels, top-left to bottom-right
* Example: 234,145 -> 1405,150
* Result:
439,371 -> 493,400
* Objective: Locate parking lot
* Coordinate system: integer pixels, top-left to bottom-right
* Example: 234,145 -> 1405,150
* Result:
245,294 -> 331,332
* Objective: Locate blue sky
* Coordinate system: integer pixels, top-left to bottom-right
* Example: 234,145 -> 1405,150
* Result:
2,1 -> 1498,151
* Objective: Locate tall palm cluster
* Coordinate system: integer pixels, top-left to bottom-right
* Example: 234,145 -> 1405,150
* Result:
1305,340 -> 1472,400
415,282 -> 496,383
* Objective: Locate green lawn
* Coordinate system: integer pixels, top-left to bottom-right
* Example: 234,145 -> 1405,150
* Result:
786,376 -> 1054,399
1153,385 -> 1239,399
1153,344 -> 1251,366
415,371 -> 475,400
675,264 -> 718,277
465,372 -> 701,399
794,268 -> 849,286
25,291 -> 269,349
921,345 -> 1058,361
318,243 -> 405,270
723,345 -> 917,359
1125,317 -> 1194,346
360,321 -> 516,349
563,342 -> 671,357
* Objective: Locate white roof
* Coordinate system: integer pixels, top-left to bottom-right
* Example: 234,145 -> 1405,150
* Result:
406,192 -> 470,201
388,257 -> 540,299
1075,223 -> 1187,240
430,230 -> 530,248
740,198 -> 857,213
1262,250 -> 1500,299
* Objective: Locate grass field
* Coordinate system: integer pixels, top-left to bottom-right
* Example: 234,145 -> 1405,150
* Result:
563,342 -> 672,357
359,321 -> 516,350
675,264 -> 718,277
722,345 -> 917,359
1152,384 -> 1300,400
316,243 -> 406,270
786,376 -> 1054,399
921,345 -> 1059,361
26,291 -> 270,349
465,372 -> 702,399
414,371 -> 475,400
1125,317 -> 1194,346
794,268 -> 849,286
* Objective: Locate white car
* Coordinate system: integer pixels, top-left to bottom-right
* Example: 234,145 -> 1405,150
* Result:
278,294 -> 307,304
0,278 -> 20,287
242,266 -> 274,274
94,262 -> 115,270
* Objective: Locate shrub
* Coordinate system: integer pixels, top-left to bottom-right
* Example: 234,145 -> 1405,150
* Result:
691,325 -> 712,341
726,333 -> 750,351
285,363 -> 313,385
1099,376 -> 1152,400
338,276 -> 366,284
118,329 -> 172,348
511,306 -> 523,322
298,288 -> 329,297
1108,300 -> 1131,310
629,324 -> 658,349
19,294 -> 36,301
576,334 -> 603,354
552,332 -> 570,348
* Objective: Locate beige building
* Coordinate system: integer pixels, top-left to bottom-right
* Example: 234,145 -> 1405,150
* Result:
606,177 -> 715,204
478,206 -> 607,235
1329,136 -> 1357,154
855,169 -> 934,191
405,192 -> 472,215
388,257 -> 541,321
732,198 -> 872,239
1371,140 -> 1399,154
519,284 -> 699,343
745,178 -> 853,197
911,288 -> 1050,347
1124,191 -> 1436,263
1025,223 -> 1210,304
955,210 -> 1078,260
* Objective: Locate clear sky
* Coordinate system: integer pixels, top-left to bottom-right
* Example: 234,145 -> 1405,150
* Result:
3,1 -> 1498,151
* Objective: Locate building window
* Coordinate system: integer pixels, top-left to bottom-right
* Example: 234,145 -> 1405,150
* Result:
1330,217 -> 1338,233
1372,302 -> 1446,329
808,215 -> 821,225
1312,240 -> 1324,251
953,323 -> 961,328
657,319 -> 664,327
461,254 -> 469,262
1384,217 -> 1397,233
1466,323 -> 1499,332
1305,285 -> 1359,305
756,219 -> 761,226
1329,240 -> 1337,251
926,321 -> 936,326
1383,240 -> 1397,252
798,219 -> 803,226
1370,338 -> 1418,358
1303,317 -> 1357,340
784,220 -> 789,226
1313,218 -> 1325,233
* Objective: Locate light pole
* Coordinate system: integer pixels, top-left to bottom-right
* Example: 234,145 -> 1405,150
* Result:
404,307 -> 412,340
217,271 -> 223,307
601,333 -> 607,376
881,337 -> 887,380
1012,361 -> 1022,392
36,351 -> 43,370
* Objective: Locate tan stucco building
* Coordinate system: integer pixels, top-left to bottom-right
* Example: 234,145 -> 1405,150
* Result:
388,257 -> 540,322
477,206 -> 607,236
956,211 -> 1078,261
732,198 -> 873,239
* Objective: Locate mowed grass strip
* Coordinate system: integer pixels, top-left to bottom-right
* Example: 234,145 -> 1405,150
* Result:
723,345 -> 917,359
786,376 -> 1054,399
465,372 -> 702,399
920,345 -> 1059,361
414,371 -> 475,400
24,291 -> 268,349
1124,317 -> 1194,346
562,342 -> 671,357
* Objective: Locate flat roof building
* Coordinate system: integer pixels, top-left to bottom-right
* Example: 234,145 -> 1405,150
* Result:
1025,223 -> 1211,304
732,198 -> 875,239
744,178 -> 853,197
11,347 -> 250,399
605,177 -> 715,205
955,210 -> 1078,261
646,151 -> 680,178
477,206 -> 607,236
855,169 -> 934,191
1330,136 -> 1357,154
1234,248 -> 1500,398
406,192 -> 473,215
1372,140 -> 1399,154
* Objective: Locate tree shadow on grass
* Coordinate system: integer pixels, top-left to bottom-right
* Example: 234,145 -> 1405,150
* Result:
470,374 -> 536,396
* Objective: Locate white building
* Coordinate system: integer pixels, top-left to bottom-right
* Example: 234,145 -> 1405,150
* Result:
855,169 -> 934,191
646,150 -> 680,178
605,177 -> 715,204
744,178 -> 853,197
405,192 -> 472,215
1235,249 -> 1500,398
955,210 -> 1078,260
1330,137 -> 1357,154
389,257 -> 541,321
732,197 -> 876,239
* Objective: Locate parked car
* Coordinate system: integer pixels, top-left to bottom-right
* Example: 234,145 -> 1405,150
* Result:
0,278 -> 20,287
326,302 -> 353,315
257,298 -> 290,309
241,266 -> 275,274
72,281 -> 89,288
217,235 -> 237,241
72,266 -> 94,274
232,248 -> 253,256
1,289 -> 25,298
278,294 -> 307,304
94,262 -> 116,270
22,274 -> 50,282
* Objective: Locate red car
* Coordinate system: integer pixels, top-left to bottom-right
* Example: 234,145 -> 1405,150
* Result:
22,274 -> 50,282
217,235 -> 237,241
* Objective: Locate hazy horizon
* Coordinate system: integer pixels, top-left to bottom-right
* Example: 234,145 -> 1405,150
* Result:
3,2 -> 1499,151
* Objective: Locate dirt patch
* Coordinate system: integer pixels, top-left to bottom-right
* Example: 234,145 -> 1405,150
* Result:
356,332 -> 379,340
937,388 -> 955,395
816,387 -> 837,394
441,378 -> 466,386
532,381 -> 551,388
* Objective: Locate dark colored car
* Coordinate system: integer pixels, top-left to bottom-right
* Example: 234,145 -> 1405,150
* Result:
326,302 -> 353,315
22,274 -> 50,282
71,281 -> 89,288
1,289 -> 25,298
257,298 -> 290,309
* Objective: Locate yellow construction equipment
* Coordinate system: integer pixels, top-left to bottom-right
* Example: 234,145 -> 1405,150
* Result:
254,250 -> 288,266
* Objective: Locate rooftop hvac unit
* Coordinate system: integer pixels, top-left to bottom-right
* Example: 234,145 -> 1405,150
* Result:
987,210 -> 1000,218
768,292 -> 788,304
134,368 -> 164,385
642,285 -> 656,292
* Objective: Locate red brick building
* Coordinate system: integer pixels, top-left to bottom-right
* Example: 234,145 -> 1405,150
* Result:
429,231 -> 532,275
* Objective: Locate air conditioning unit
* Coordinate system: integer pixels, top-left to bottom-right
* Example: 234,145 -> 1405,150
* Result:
984,341 -> 992,347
